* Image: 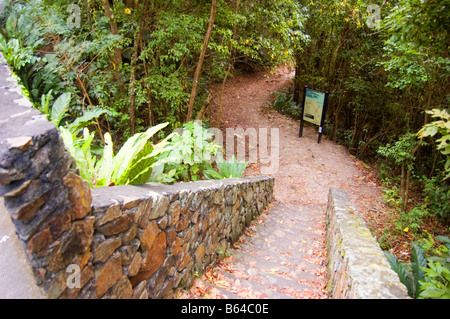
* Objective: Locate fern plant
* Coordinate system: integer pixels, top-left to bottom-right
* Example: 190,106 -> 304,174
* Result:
385,238 -> 450,299
61,123 -> 171,187
204,155 -> 248,180
384,243 -> 427,298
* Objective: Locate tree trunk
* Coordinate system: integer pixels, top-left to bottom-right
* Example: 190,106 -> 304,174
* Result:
186,0 -> 218,123
401,161 -> 406,209
102,0 -> 122,82
129,37 -> 139,135
128,1 -> 149,135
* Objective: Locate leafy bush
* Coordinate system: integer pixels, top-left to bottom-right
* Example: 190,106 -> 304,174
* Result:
154,121 -> 221,183
216,155 -> 248,178
418,109 -> 450,180
384,236 -> 450,299
268,90 -> 302,119
204,155 -> 248,180
423,175 -> 450,219
61,123 -> 171,188
384,243 -> 426,298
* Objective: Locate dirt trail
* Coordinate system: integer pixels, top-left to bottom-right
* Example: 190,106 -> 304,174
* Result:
179,66 -> 388,299
209,65 -> 386,218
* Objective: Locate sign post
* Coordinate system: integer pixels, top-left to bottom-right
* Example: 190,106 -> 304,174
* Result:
298,86 -> 329,144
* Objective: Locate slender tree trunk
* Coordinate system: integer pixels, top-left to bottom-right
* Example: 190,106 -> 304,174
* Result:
103,0 -> 122,82
83,0 -> 92,31
401,161 -> 406,209
129,37 -> 139,135
128,2 -> 149,135
186,0 -> 218,123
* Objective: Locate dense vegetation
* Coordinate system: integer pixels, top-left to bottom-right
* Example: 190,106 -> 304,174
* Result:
0,0 -> 448,297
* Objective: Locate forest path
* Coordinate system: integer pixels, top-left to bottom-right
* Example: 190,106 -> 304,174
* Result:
178,66 -> 387,299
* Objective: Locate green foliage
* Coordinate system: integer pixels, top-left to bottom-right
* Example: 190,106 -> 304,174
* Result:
155,121 -> 220,183
384,243 -> 427,298
377,133 -> 423,170
382,187 -> 402,209
217,155 -> 248,179
204,155 -> 248,180
216,155 -> 248,178
419,235 -> 450,299
50,92 -> 71,126
423,175 -> 450,219
419,261 -> 450,299
60,123 -> 170,188
1,0 -> 309,136
398,205 -> 430,233
381,0 -> 449,89
385,237 -> 450,299
268,90 -> 301,119
418,109 -> 450,179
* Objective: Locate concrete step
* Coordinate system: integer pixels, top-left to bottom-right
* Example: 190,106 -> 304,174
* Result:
212,269 -> 294,299
227,250 -> 323,297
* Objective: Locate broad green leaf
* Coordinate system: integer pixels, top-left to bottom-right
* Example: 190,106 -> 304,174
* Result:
51,92 -> 71,126
59,126 -> 92,187
203,168 -> 224,180
112,122 -> 169,183
217,155 -> 248,178
411,242 -> 427,296
384,251 -> 414,297
419,286 -> 448,299
67,108 -> 108,134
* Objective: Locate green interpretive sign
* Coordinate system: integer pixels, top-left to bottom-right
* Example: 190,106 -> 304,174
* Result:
298,86 -> 329,143
303,89 -> 326,126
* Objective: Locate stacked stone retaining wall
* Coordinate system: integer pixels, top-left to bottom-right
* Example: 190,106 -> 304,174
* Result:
325,188 -> 409,299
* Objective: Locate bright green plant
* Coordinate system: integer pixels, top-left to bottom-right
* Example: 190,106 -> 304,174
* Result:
204,155 -> 248,180
155,121 -> 221,183
49,92 -> 71,126
423,175 -> 450,219
268,90 -> 301,119
395,204 -> 430,234
385,236 -> 450,299
417,109 -> 450,179
419,235 -> 450,299
216,155 -> 248,179
419,261 -> 450,299
60,123 -> 171,188
384,242 -> 427,298
377,133 -> 426,208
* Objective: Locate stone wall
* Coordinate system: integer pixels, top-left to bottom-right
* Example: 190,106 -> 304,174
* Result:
0,52 -> 274,298
86,177 -> 273,299
325,188 -> 409,299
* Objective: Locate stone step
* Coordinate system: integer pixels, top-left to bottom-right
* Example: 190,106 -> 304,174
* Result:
237,227 -> 321,250
235,241 -> 323,279
214,269 -> 294,299
188,278 -> 244,299
227,250 -> 324,297
255,211 -> 323,239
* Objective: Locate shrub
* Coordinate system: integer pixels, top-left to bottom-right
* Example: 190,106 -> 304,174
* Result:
268,90 -> 302,119
384,236 -> 450,299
